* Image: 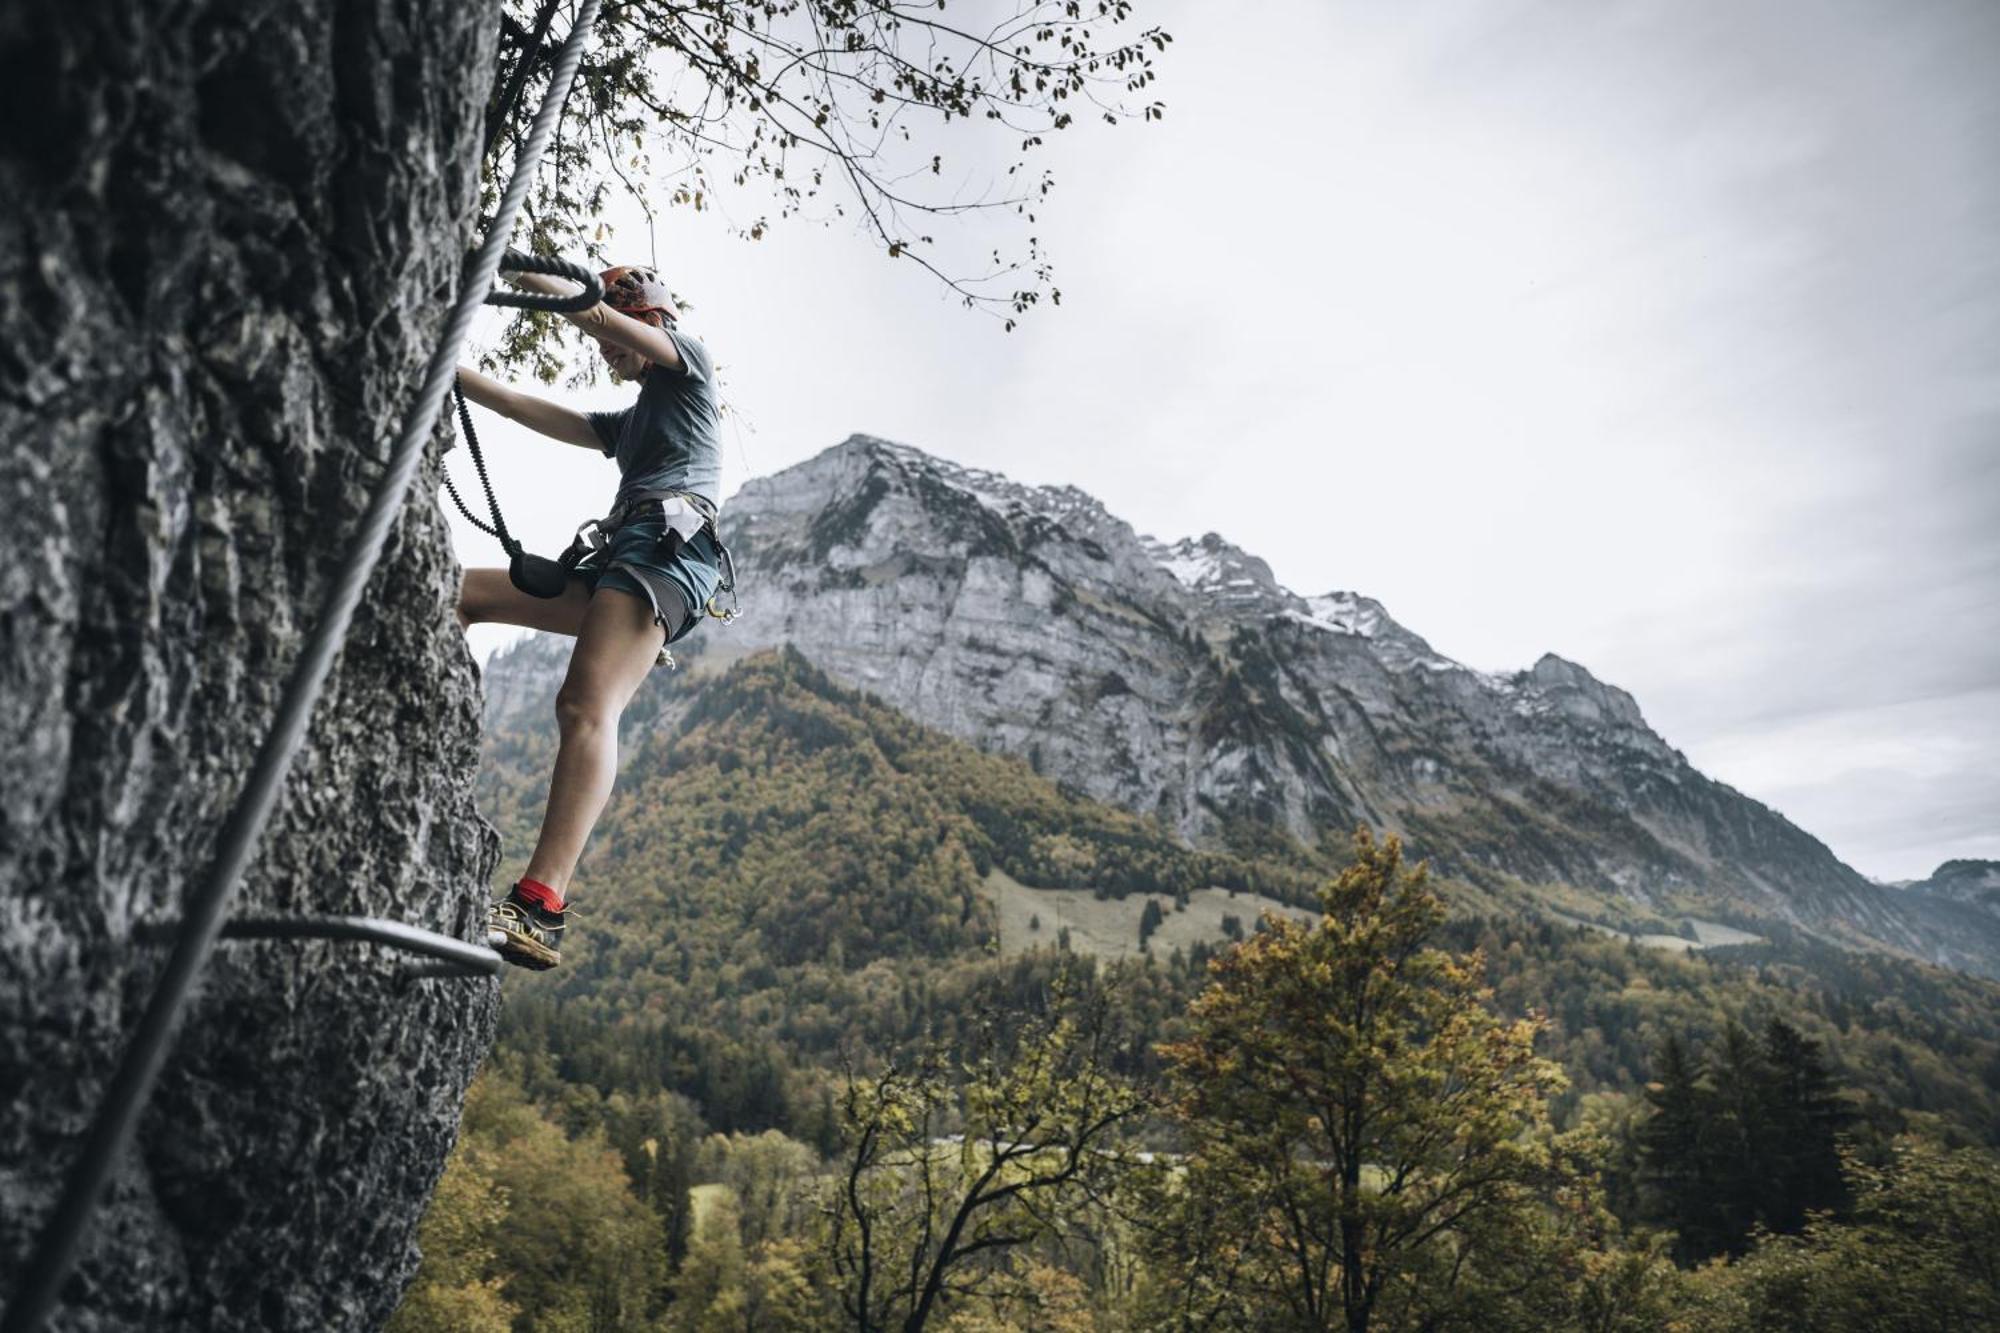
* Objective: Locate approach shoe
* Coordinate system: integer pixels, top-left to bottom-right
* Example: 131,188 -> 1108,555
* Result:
488,886 -> 567,971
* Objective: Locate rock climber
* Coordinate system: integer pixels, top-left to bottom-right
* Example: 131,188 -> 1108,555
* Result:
453,264 -> 725,969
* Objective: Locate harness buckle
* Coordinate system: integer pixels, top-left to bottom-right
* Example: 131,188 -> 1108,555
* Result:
559,516 -> 610,571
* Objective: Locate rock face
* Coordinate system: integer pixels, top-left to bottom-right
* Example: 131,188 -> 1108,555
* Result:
1,3 -> 500,1328
662,435 -> 1999,976
1904,860 -> 2000,921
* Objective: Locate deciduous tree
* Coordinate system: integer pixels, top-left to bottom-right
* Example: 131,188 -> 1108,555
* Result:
825,972 -> 1145,1331
1154,830 -> 1578,1332
480,0 -> 1174,380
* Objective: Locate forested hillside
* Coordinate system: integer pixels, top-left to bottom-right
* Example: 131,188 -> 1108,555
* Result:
474,647 -> 2000,1146
398,652 -> 2000,1326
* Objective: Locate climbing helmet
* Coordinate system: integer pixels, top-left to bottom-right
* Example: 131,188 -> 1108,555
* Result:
599,265 -> 681,325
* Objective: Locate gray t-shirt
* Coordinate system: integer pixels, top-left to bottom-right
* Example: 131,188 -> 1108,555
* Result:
586,326 -> 723,507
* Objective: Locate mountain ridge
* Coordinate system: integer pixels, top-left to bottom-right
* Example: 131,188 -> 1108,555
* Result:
1900,859 -> 2000,920
502,433 -> 1994,977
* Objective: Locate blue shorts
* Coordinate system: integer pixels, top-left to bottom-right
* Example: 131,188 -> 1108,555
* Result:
572,517 -> 721,645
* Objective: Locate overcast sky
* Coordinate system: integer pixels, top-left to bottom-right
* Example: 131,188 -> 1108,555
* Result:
452,0 -> 1998,882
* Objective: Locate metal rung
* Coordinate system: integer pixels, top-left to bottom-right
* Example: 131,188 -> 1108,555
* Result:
137,915 -> 503,978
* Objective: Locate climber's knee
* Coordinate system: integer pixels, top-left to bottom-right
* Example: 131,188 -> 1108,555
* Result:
554,679 -> 615,738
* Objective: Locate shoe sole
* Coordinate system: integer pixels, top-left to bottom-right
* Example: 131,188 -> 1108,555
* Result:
491,925 -> 561,971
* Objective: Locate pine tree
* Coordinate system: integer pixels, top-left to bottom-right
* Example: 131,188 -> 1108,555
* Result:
655,1131 -> 698,1265
1688,1138 -> 2000,1328
1637,1032 -> 1716,1264
1705,1022 -> 1770,1254
1757,1018 -> 1852,1231
1635,1019 -> 1858,1264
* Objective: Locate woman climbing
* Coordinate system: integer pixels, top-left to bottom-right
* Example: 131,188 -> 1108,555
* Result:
454,264 -> 725,970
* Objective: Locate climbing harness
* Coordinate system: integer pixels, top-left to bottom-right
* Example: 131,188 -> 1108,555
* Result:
559,492 -> 742,624
1,4 -> 604,1330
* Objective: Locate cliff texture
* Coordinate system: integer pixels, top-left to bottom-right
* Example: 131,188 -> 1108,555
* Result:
1,2 -> 499,1327
655,435 -> 1998,976
1904,860 -> 2000,921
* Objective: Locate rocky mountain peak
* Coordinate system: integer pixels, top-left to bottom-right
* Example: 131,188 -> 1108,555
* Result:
1141,531 -> 1288,615
727,433 -> 1154,581
789,432 -> 1116,529
710,442 -> 1668,785
1144,530 -> 1275,589
1524,652 -> 1651,731
1297,590 -> 1393,638
620,436 -> 2000,976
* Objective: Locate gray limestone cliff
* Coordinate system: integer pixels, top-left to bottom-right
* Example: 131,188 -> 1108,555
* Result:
1902,860 -> 2000,921
2,2 -> 500,1328
646,435 -> 1999,977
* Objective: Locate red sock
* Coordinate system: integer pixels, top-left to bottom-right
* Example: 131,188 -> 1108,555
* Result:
514,877 -> 565,913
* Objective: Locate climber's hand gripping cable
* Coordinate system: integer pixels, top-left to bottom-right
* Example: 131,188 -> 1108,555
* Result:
503,267 -> 687,374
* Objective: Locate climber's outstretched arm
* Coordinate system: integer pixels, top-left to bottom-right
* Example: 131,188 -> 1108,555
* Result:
454,366 -> 601,451
507,270 -> 686,373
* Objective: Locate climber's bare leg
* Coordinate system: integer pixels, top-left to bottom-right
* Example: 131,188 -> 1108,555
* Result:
456,567 -> 592,636
521,586 -> 663,895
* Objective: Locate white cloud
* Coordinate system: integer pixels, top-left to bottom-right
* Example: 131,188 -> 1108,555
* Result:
1687,688 -> 2000,881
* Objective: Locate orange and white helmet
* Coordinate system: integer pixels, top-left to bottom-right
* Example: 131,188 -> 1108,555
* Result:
599,265 -> 682,325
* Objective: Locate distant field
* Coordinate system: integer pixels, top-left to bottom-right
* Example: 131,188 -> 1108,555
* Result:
1547,908 -> 1763,953
981,868 -> 1317,960
690,1182 -> 733,1235
981,865 -> 1765,961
